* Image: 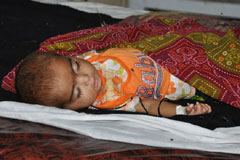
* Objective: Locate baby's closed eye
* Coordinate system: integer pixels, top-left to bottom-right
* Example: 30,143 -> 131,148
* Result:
73,86 -> 82,101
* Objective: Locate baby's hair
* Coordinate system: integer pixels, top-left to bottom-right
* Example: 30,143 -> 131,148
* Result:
15,51 -> 63,107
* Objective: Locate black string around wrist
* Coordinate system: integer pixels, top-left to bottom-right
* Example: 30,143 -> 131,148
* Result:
158,99 -> 164,117
139,98 -> 149,115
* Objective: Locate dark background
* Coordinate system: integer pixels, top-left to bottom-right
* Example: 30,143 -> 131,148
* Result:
0,0 -> 121,101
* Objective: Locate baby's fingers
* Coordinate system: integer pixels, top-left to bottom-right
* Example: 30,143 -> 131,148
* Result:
186,102 -> 212,115
202,105 -> 209,113
197,102 -> 212,114
203,104 -> 212,113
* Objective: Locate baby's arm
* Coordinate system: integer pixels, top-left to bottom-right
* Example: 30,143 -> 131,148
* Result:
135,99 -> 212,117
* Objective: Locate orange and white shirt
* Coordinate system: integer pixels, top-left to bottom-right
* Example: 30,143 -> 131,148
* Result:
78,48 -> 195,111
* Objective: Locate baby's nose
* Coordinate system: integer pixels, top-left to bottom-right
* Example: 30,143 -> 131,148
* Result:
75,74 -> 90,86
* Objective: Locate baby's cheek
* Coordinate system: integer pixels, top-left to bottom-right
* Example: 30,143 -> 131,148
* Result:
85,89 -> 98,105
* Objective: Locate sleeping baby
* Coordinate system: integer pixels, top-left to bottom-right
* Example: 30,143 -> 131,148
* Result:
15,48 -> 212,117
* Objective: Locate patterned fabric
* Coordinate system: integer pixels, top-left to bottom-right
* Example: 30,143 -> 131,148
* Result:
166,75 -> 196,100
2,17 -> 240,108
120,11 -> 240,32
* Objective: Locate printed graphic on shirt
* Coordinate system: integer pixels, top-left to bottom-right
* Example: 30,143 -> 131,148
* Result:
165,74 -> 196,100
92,59 -> 128,106
133,52 -> 163,100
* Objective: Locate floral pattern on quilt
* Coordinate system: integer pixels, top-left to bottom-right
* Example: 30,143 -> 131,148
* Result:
2,17 -> 240,108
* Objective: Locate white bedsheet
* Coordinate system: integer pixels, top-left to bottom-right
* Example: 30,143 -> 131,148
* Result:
31,0 -> 148,19
0,101 -> 240,154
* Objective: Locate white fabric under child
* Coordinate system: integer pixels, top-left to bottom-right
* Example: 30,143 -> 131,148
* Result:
0,101 -> 240,154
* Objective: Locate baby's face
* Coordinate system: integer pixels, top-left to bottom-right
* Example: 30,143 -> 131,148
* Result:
49,55 -> 102,110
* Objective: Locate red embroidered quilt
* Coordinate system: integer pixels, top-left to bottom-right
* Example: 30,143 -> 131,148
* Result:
2,18 -> 240,108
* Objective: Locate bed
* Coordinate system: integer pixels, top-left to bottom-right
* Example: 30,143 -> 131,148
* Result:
1,0 -> 240,159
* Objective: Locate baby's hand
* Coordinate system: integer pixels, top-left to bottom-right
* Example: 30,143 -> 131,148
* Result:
186,102 -> 212,115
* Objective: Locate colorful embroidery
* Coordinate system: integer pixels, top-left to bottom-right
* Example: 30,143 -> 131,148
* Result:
3,17 -> 240,108
187,30 -> 240,74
